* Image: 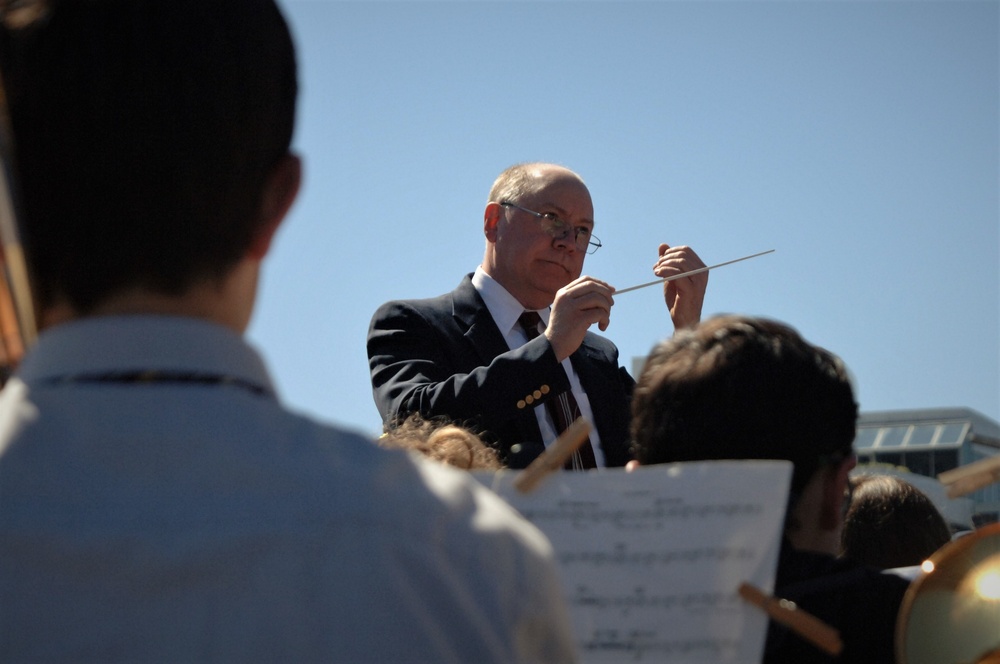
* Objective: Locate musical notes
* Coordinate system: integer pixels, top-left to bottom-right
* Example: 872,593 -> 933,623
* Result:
559,545 -> 756,568
481,460 -> 793,662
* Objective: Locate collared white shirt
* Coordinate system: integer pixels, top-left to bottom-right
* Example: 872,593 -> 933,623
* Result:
473,266 -> 606,467
0,315 -> 577,662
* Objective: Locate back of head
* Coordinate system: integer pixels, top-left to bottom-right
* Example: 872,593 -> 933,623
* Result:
631,315 -> 858,496
2,0 -> 297,313
841,474 -> 952,569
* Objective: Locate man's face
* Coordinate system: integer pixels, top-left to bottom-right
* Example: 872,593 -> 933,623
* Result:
484,167 -> 594,310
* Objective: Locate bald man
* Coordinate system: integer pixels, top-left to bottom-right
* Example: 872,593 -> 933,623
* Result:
367,162 -> 708,468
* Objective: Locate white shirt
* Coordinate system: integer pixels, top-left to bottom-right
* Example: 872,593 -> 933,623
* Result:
0,315 -> 577,663
473,267 -> 606,467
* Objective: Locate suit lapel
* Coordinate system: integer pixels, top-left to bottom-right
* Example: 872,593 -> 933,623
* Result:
450,274 -> 544,454
451,275 -> 510,367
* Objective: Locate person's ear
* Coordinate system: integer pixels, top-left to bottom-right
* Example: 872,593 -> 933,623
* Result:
248,153 -> 302,260
484,202 -> 502,242
819,456 -> 855,531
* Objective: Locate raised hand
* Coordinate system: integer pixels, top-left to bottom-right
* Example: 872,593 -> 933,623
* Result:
544,276 -> 616,361
654,243 -> 707,332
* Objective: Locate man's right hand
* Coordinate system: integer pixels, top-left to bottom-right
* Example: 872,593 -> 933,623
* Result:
544,276 -> 615,361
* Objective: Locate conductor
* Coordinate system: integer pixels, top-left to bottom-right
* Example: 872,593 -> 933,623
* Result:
368,162 -> 708,468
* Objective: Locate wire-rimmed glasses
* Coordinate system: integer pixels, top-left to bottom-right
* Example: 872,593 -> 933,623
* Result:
499,201 -> 602,255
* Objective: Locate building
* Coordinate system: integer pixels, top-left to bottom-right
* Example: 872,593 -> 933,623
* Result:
854,407 -> 1000,529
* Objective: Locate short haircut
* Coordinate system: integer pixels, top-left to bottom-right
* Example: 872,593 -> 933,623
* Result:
487,162 -> 581,206
841,474 -> 951,569
4,0 -> 297,312
631,315 -> 858,496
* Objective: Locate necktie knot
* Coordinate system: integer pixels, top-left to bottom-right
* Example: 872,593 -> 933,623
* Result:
518,311 -> 544,339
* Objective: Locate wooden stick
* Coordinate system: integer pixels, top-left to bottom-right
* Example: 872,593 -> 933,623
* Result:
0,67 -> 37,370
513,418 -> 591,494
738,582 -> 843,656
615,249 -> 775,295
938,455 -> 1000,498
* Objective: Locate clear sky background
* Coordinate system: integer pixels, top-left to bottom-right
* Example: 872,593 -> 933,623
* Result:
248,0 -> 999,439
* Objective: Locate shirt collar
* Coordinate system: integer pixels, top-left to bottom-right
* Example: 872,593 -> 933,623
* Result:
16,315 -> 276,396
472,267 -> 550,337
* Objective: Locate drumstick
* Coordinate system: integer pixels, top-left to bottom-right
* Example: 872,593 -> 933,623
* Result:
738,582 -> 843,656
938,456 -> 1000,498
615,249 -> 775,295
0,66 -> 37,379
514,418 -> 591,494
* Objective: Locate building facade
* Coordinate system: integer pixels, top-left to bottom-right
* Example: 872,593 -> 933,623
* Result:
854,407 -> 1000,529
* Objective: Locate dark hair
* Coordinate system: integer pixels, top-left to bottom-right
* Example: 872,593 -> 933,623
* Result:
3,0 -> 297,312
841,474 -> 952,569
630,315 -> 858,497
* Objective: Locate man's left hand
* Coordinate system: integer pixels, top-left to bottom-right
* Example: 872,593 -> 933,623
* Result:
654,243 -> 707,332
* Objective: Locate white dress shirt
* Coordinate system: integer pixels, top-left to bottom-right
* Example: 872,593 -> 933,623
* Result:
0,315 -> 577,662
473,266 -> 606,467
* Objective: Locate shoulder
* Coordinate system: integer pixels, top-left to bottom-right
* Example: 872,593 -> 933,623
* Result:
767,552 -> 908,663
293,422 -> 574,657
284,414 -> 552,552
370,275 -> 475,323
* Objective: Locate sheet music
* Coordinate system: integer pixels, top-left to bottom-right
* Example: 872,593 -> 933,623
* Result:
479,461 -> 792,663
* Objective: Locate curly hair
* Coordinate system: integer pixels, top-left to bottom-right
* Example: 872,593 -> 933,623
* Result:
380,414 -> 504,471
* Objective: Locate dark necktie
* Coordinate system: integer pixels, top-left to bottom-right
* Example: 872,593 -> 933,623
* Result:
518,311 -> 598,470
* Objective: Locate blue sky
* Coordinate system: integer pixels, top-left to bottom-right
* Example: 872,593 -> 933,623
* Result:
248,0 -> 999,439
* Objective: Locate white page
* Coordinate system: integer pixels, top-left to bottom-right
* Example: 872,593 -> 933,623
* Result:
478,460 -> 792,663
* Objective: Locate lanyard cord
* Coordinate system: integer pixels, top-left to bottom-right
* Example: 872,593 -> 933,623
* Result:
44,370 -> 272,398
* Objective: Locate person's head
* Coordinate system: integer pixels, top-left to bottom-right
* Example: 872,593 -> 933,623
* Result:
380,414 -> 504,471
841,474 -> 951,569
3,0 -> 299,322
481,163 -> 595,310
631,315 -> 859,547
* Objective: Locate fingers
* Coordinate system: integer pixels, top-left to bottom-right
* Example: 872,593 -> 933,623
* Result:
654,243 -> 708,332
545,276 -> 616,361
653,243 -> 707,278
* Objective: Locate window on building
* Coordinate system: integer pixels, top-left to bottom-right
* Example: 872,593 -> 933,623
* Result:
909,425 -> 937,446
933,449 -> 959,475
904,451 -> 932,476
879,427 -> 908,448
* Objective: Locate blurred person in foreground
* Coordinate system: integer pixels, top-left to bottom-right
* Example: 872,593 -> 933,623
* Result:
0,2 -> 575,661
630,314 -> 910,664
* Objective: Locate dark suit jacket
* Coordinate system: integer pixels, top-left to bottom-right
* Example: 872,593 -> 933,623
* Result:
367,274 -> 635,468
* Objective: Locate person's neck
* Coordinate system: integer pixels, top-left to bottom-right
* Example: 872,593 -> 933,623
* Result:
784,469 -> 844,557
478,262 -> 554,311
41,260 -> 259,334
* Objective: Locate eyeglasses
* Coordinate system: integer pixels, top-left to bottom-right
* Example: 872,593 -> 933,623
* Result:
500,201 -> 602,255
